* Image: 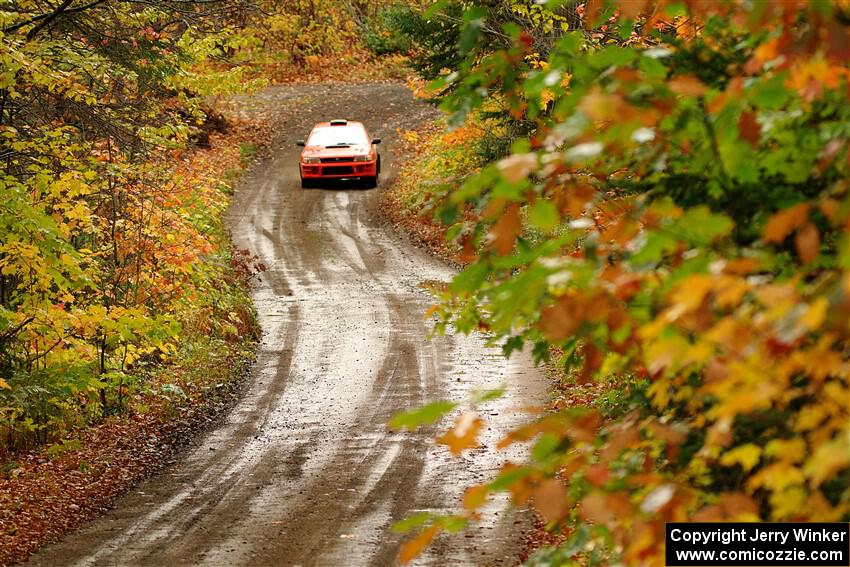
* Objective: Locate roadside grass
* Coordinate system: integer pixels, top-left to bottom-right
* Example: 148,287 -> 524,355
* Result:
381,114 -> 498,262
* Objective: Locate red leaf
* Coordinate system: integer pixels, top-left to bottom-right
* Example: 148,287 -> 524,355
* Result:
738,110 -> 760,147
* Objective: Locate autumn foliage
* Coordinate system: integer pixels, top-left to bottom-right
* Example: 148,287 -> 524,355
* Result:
0,0 -> 409,455
394,1 -> 850,564
0,2 -> 272,452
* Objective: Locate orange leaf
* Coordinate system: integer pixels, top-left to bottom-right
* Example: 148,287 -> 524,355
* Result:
754,36 -> 780,63
579,492 -> 611,524
618,0 -> 648,18
723,258 -> 761,275
579,491 -> 633,525
718,492 -> 759,518
490,203 -> 522,255
795,223 -> 820,263
820,198 -> 840,222
578,343 -> 603,384
459,233 -> 476,263
398,525 -> 440,564
568,410 -> 602,443
763,203 -> 810,243
532,478 -> 569,523
498,153 -> 537,183
579,87 -> 625,122
586,463 -> 609,487
436,411 -> 483,455
669,75 -> 706,97
463,484 -> 490,510
539,293 -> 586,341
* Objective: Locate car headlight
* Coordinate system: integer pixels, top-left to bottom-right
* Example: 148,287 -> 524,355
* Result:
351,154 -> 371,162
302,157 -> 320,164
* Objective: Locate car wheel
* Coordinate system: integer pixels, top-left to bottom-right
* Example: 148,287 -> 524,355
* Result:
363,173 -> 378,189
301,177 -> 313,189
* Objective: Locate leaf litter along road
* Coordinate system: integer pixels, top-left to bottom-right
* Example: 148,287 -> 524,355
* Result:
28,83 -> 546,567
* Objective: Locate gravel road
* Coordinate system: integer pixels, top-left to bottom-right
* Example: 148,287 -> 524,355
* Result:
28,83 -> 545,567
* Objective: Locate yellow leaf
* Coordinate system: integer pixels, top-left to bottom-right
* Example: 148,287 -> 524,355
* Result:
800,297 -> 828,331
0,378 -> 10,390
765,438 -> 806,464
795,405 -> 827,431
669,274 -> 713,313
748,462 -> 805,492
720,444 -> 762,472
769,486 -> 807,520
804,437 -> 850,487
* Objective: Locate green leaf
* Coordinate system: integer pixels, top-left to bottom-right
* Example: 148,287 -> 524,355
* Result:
450,262 -> 489,293
531,432 -> 561,462
471,387 -> 506,404
674,206 -> 733,244
750,74 -> 790,110
392,512 -> 433,533
588,46 -> 637,69
438,515 -> 469,533
529,200 -> 559,232
389,401 -> 458,430
489,465 -> 532,491
639,56 -> 668,80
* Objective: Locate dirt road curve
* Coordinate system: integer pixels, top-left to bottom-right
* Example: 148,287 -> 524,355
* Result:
29,83 -> 545,567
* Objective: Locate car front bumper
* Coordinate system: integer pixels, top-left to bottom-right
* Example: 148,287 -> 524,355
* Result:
300,161 -> 377,179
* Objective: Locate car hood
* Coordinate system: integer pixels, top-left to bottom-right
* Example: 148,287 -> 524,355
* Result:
302,145 -> 371,157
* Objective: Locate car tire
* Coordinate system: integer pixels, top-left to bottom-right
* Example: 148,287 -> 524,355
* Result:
363,173 -> 378,189
301,177 -> 313,189
363,156 -> 381,189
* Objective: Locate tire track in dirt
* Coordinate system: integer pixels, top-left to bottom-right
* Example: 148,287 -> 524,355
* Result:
28,83 -> 545,567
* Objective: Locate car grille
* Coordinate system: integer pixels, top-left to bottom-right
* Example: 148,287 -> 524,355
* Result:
323,165 -> 354,175
319,157 -> 351,163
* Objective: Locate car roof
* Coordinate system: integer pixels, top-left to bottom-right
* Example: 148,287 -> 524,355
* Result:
313,120 -> 366,129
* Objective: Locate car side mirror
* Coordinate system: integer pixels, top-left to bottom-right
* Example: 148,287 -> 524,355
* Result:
371,138 -> 381,145
296,140 -> 305,147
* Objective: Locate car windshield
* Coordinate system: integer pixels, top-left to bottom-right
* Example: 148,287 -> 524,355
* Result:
307,126 -> 368,147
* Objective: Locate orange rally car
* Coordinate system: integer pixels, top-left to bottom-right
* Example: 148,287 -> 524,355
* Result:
297,119 -> 381,189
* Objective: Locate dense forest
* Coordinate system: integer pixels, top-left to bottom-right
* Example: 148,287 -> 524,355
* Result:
0,0 -> 392,451
1,1 -> 849,565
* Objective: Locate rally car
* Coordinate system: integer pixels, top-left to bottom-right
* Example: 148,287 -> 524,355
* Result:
296,119 -> 381,189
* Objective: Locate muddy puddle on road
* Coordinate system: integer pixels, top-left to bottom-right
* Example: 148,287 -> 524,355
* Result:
28,83 -> 546,567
